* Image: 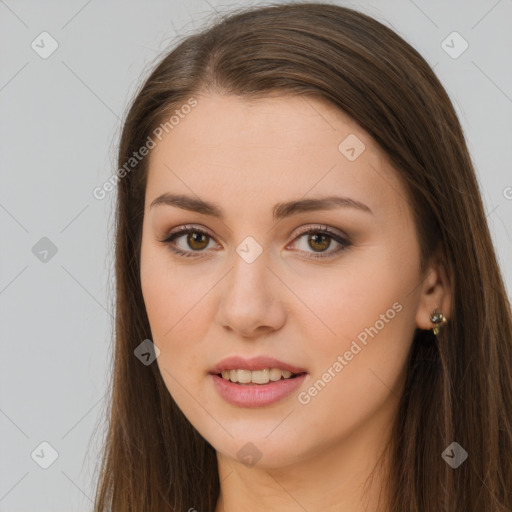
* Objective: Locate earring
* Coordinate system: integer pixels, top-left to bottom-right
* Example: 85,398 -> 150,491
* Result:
430,309 -> 447,335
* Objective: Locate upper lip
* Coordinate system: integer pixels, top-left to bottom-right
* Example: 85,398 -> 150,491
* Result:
210,356 -> 307,375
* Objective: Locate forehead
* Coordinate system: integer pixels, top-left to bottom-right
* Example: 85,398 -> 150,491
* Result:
150,92 -> 371,157
144,93 -> 408,222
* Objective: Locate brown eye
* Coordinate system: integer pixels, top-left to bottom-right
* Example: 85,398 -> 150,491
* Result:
289,225 -> 351,259
307,233 -> 331,252
187,231 -> 210,250
160,226 -> 217,258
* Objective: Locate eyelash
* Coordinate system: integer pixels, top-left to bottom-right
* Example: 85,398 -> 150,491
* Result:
158,224 -> 351,260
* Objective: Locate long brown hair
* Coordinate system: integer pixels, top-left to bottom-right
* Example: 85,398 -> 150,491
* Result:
93,3 -> 512,511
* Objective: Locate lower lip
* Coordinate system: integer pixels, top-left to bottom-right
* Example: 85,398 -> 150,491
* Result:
210,373 -> 307,407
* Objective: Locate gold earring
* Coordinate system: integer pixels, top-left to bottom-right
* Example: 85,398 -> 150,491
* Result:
430,309 -> 447,335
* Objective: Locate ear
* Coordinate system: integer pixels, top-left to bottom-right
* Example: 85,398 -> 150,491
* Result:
415,249 -> 452,330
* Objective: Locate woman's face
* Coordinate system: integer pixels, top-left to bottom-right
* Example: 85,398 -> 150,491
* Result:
140,92 -> 430,469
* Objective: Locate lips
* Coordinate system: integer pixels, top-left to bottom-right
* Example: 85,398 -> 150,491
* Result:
209,355 -> 307,375
209,355 -> 309,407
211,372 -> 308,407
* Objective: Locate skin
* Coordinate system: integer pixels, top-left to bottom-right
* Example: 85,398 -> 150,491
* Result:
139,92 -> 451,511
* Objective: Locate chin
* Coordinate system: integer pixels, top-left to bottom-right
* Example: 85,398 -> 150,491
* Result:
201,423 -> 312,469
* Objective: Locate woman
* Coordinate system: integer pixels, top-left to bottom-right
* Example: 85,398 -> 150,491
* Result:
93,2 -> 512,511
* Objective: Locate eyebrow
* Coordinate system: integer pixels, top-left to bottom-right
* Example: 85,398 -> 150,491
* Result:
149,193 -> 373,221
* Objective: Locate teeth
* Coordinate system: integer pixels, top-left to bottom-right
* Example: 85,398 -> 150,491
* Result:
269,368 -> 282,381
238,369 -> 252,384
251,369 -> 269,384
219,368 -> 297,384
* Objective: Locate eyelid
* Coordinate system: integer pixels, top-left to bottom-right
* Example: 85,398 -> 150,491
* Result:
164,223 -> 213,239
290,223 -> 348,240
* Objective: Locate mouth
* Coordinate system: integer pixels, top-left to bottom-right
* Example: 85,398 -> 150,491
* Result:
216,368 -> 307,385
209,355 -> 308,382
209,355 -> 308,407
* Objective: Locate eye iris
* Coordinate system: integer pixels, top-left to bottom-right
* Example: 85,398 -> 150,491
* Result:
188,232 -> 209,250
308,233 -> 330,252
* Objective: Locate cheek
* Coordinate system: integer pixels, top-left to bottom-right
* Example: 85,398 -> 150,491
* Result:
292,242 -> 419,404
140,247 -> 197,357
140,247 -> 217,410
294,247 -> 416,345
286,209 -> 419,332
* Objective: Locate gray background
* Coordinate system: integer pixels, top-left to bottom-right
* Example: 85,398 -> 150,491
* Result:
1,0 -> 511,510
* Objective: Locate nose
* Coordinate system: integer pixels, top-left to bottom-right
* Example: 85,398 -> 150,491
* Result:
215,247 -> 287,338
